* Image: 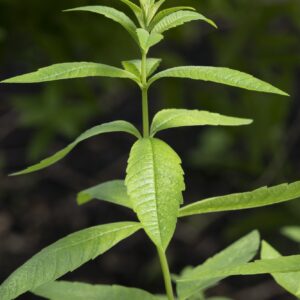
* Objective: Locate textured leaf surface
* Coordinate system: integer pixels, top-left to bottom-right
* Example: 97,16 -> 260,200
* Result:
11,121 -> 141,176
65,6 -> 138,40
261,241 -> 300,298
179,181 -> 300,217
281,226 -> 300,243
125,138 -> 185,250
33,281 -> 159,300
177,231 -> 260,299
150,6 -> 195,30
149,66 -> 288,96
122,58 -> 162,78
0,222 -> 141,300
150,109 -> 252,136
151,10 -> 216,34
77,180 -> 131,208
2,62 -> 136,83
178,255 -> 300,283
120,0 -> 143,23
136,29 -> 164,50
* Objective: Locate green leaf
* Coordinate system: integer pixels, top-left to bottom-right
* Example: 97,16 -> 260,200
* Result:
0,222 -> 141,300
151,10 -> 217,35
261,241 -> 300,298
136,29 -> 164,51
149,66 -> 289,96
77,179 -> 132,208
281,226 -> 300,243
11,121 -> 141,176
64,6 -> 138,41
122,58 -> 162,78
179,181 -> 300,217
178,255 -> 300,284
150,109 -> 253,136
33,281 -> 159,300
119,0 -> 144,26
1,62 -> 137,84
150,6 -> 196,30
177,231 -> 260,300
147,0 -> 166,25
125,138 -> 185,250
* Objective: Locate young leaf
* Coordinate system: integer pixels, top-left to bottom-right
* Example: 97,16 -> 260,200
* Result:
149,66 -> 289,96
0,222 -> 141,300
146,0 -> 166,25
261,241 -> 300,298
150,109 -> 253,136
281,226 -> 300,243
179,181 -> 300,217
136,29 -> 164,51
122,58 -> 162,78
11,121 -> 141,176
65,6 -> 138,41
177,231 -> 260,300
125,138 -> 185,250
1,62 -> 138,84
77,179 -> 132,208
150,6 -> 196,30
151,10 -> 217,35
119,0 -> 144,26
33,281 -> 159,300
178,255 -> 300,284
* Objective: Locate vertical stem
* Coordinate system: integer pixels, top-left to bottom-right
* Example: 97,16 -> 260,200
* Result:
157,247 -> 175,300
141,51 -> 149,137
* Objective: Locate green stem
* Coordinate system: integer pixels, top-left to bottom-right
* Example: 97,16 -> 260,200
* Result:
141,51 -> 149,137
157,247 -> 175,300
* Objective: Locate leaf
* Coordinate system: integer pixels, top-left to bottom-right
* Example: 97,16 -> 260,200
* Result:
0,222 -> 141,300
151,10 -> 217,35
178,255 -> 300,284
150,6 -> 196,30
33,281 -> 159,300
125,138 -> 185,250
150,109 -> 253,136
281,226 -> 300,243
147,0 -> 166,25
65,6 -> 138,41
149,66 -> 289,96
119,0 -> 144,26
11,121 -> 141,176
136,29 -> 164,51
176,231 -> 260,300
179,181 -> 300,217
77,179 -> 132,208
122,58 -> 162,79
1,62 -> 137,84
261,241 -> 300,298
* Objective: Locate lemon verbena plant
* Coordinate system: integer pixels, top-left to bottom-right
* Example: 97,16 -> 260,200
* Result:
1,1 -> 300,299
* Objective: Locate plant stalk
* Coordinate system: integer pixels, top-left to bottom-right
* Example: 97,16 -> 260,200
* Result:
141,51 -> 149,137
157,247 -> 175,300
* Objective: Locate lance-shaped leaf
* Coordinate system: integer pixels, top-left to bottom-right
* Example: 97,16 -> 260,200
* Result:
136,29 -> 164,51
178,255 -> 300,284
177,231 -> 260,300
119,0 -> 144,26
77,179 -> 132,208
65,6 -> 138,41
122,58 -> 162,78
125,138 -> 185,250
0,222 -> 141,300
33,281 -> 159,300
149,66 -> 289,96
150,109 -> 253,136
150,6 -> 195,30
11,121 -> 141,176
146,0 -> 166,25
151,10 -> 217,35
179,181 -> 300,217
281,226 -> 300,243
261,241 -> 300,298
1,62 -> 138,84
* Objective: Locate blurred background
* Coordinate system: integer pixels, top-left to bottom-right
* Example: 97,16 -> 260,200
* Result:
0,0 -> 300,299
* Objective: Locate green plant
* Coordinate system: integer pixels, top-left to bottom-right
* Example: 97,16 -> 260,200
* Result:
1,1 -> 300,299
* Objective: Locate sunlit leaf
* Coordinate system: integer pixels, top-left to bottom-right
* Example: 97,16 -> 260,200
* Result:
150,109 -> 253,136
281,226 -> 300,243
149,66 -> 289,96
11,121 -> 141,176
125,138 -> 185,250
0,222 -> 141,300
179,181 -> 300,217
122,58 -> 162,78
